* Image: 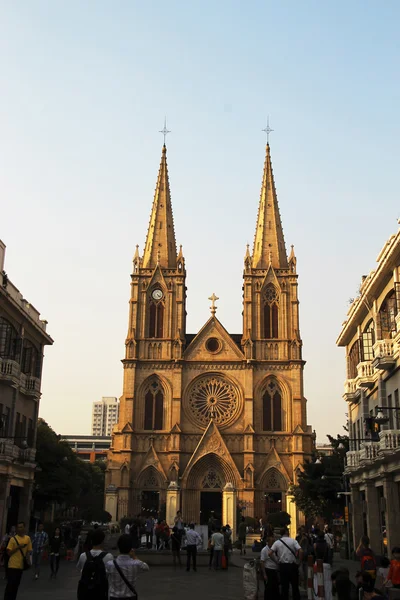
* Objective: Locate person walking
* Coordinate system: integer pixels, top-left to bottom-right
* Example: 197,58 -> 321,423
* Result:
174,511 -> 185,541
222,526 -> 231,569
106,534 -> 149,599
313,531 -> 332,600
385,547 -> 400,589
270,527 -> 302,600
356,536 -> 377,581
124,521 -> 131,535
144,516 -> 154,548
260,535 -> 280,599
77,529 -> 114,600
185,523 -> 202,572
171,526 -> 182,568
211,527 -> 224,570
238,516 -> 247,555
49,527 -> 63,579
4,521 -> 32,600
31,523 -> 48,581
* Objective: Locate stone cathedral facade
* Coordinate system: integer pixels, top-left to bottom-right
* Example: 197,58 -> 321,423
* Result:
105,142 -> 313,533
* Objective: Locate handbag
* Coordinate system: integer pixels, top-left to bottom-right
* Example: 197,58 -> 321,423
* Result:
113,559 -> 138,600
14,537 -> 30,571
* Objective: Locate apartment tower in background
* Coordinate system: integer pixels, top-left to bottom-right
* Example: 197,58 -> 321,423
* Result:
92,397 -> 120,436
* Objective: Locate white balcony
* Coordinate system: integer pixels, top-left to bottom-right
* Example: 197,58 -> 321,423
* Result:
346,450 -> 361,469
372,339 -> 396,370
0,359 -> 20,383
20,374 -> 40,396
356,361 -> 377,389
343,379 -> 360,403
379,429 -> 400,453
360,441 -> 380,462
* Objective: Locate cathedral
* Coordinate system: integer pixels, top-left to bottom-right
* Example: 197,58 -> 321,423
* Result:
105,141 -> 313,534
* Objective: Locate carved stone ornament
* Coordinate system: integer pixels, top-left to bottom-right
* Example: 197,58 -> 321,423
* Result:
185,373 -> 243,429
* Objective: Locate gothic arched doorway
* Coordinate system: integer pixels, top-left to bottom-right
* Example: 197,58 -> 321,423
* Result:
257,467 -> 287,520
183,453 -> 239,525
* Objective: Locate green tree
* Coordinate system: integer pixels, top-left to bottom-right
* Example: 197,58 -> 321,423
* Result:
34,420 -> 106,521
289,434 -> 348,521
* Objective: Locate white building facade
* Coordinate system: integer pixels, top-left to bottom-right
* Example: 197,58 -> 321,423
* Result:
92,397 -> 119,436
337,225 -> 400,556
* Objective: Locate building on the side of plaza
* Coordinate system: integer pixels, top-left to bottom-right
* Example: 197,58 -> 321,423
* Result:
0,241 -> 53,534
105,142 -> 313,533
316,443 -> 334,457
61,434 -> 110,462
337,225 -> 400,555
92,397 -> 119,436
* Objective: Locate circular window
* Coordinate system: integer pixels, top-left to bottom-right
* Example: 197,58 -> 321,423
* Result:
206,337 -> 221,353
185,373 -> 243,429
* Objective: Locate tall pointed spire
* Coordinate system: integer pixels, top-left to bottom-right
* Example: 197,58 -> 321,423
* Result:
252,144 -> 288,269
142,145 -> 177,269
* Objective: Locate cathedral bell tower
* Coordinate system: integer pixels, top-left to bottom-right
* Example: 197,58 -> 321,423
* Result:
125,144 -> 186,366
242,143 -> 302,367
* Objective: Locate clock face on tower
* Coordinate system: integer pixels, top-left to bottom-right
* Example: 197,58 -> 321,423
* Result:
151,288 -> 163,301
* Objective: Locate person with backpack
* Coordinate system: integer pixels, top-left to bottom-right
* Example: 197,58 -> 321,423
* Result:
106,534 -> 149,599
4,521 -> 32,600
356,536 -> 377,581
270,527 -> 303,600
77,529 -> 113,600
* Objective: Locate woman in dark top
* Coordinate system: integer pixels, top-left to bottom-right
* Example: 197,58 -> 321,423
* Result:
171,526 -> 182,568
49,527 -> 63,578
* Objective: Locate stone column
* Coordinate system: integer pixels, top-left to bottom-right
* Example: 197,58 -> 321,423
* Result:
350,484 -> 364,550
166,482 -> 180,527
286,494 -> 298,537
222,483 -> 237,542
365,482 -> 381,553
383,477 -> 400,554
105,485 -> 118,522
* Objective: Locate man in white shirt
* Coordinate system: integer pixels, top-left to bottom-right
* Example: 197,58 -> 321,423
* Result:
76,529 -> 114,571
260,541 -> 280,597
184,523 -> 202,572
270,527 -> 302,600
124,522 -> 131,536
211,527 -> 224,570
106,534 -> 149,599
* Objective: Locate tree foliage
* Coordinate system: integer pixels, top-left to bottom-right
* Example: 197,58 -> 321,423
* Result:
34,420 -> 106,521
290,433 -> 348,520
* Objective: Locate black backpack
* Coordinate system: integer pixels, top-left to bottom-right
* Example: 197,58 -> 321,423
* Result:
77,551 -> 108,600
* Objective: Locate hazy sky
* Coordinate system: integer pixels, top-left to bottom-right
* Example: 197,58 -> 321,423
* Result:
1,2 -> 399,441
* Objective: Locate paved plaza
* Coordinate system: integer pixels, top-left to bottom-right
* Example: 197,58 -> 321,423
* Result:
0,559 -> 245,600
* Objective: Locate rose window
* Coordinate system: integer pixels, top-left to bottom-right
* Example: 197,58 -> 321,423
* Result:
186,374 -> 242,429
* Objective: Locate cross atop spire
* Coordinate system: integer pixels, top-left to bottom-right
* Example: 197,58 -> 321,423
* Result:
159,117 -> 171,146
262,116 -> 274,145
208,293 -> 219,316
252,143 -> 288,269
142,144 -> 177,269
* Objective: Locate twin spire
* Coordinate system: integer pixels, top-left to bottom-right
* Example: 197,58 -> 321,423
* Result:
141,141 -> 288,271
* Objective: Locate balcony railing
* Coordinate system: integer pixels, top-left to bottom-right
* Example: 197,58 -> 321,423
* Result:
20,374 -> 40,396
379,429 -> 400,453
373,339 -> 396,370
346,450 -> 361,469
356,361 -> 377,389
0,359 -> 20,382
343,379 -> 359,403
360,441 -> 380,462
0,440 -> 20,461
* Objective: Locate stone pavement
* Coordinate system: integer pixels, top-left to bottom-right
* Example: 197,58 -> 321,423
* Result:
0,557 -> 246,600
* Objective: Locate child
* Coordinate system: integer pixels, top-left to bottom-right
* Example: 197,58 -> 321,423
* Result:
385,547 -> 400,589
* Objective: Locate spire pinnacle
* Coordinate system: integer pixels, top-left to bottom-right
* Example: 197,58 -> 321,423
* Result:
142,145 -> 177,269
252,143 -> 288,269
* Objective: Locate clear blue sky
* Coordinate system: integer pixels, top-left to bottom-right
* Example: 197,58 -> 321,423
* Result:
1,1 -> 399,440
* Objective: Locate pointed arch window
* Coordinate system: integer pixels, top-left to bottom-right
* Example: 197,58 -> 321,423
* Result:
144,380 -> 164,430
264,285 -> 279,339
262,379 -> 282,431
149,293 -> 164,338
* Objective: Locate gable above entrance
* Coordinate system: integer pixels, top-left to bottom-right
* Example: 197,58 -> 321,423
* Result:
137,442 -> 167,483
181,419 -> 243,489
184,317 -> 244,361
256,447 -> 291,487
